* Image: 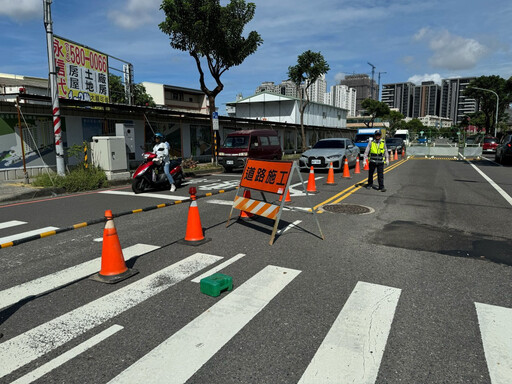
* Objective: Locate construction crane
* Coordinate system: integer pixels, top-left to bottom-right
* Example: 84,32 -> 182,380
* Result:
367,62 -> 376,99
378,71 -> 387,101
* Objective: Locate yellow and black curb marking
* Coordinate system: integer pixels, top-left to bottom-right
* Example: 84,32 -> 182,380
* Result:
0,187 -> 239,249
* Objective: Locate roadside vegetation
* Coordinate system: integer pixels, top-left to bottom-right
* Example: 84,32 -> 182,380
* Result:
32,142 -> 109,192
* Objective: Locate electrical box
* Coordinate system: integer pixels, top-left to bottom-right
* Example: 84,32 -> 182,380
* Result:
90,136 -> 128,176
115,123 -> 135,154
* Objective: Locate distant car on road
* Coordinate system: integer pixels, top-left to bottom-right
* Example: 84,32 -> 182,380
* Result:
385,138 -> 404,154
482,137 -> 498,153
495,132 -> 512,164
299,138 -> 360,170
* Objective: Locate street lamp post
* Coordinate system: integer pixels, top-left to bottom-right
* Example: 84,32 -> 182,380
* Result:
469,86 -> 499,137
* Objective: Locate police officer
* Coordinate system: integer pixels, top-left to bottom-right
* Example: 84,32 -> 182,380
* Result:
363,130 -> 389,192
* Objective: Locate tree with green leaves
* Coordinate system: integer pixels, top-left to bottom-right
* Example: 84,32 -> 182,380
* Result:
405,118 -> 425,136
288,50 -> 329,151
361,98 -> 390,129
159,0 -> 263,138
464,75 -> 512,135
108,74 -> 155,106
385,110 -> 404,136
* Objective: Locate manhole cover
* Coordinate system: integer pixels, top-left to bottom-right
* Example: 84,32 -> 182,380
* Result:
322,204 -> 372,215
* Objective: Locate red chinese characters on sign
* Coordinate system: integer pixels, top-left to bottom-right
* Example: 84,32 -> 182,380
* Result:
240,159 -> 293,194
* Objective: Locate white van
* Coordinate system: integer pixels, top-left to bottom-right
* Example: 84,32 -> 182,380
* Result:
394,129 -> 410,146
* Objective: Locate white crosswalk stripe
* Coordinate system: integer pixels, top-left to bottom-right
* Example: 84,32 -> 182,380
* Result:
475,302 -> 512,384
0,220 -> 27,230
99,190 -> 190,200
298,281 -> 401,383
0,252 -> 222,379
3,243 -> 511,383
0,226 -> 59,244
0,244 -> 160,311
109,265 -> 301,384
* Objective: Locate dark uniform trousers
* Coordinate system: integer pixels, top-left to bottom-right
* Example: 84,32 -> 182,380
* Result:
368,161 -> 384,189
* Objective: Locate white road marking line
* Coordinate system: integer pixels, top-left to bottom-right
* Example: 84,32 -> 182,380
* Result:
205,199 -> 233,206
0,244 -> 160,311
10,325 -> 124,384
0,252 -> 222,379
109,265 -> 301,384
475,302 -> 512,384
290,177 -> 324,196
191,253 -> 246,283
468,162 -> 512,207
277,220 -> 302,235
99,190 -> 190,201
93,237 -> 103,242
0,226 -> 59,244
298,281 -> 401,384
0,220 -> 27,230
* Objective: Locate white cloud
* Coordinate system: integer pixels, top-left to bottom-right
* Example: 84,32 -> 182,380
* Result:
407,73 -> 443,85
414,27 -> 489,70
0,0 -> 41,21
108,0 -> 161,29
334,72 -> 347,83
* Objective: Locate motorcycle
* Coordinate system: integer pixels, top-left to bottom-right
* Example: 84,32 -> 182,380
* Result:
132,152 -> 185,194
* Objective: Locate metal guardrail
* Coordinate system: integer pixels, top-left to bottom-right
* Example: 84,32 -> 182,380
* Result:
406,144 -> 482,158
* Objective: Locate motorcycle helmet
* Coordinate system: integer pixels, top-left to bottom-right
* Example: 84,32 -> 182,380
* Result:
374,130 -> 382,138
154,132 -> 164,140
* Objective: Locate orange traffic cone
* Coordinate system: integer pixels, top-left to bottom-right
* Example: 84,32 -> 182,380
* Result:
180,187 -> 211,246
394,149 -> 398,161
279,189 -> 292,203
239,189 -> 254,219
342,158 -> 351,178
402,148 -> 405,158
325,162 -> 336,185
388,150 -> 393,162
306,166 -> 318,193
354,156 -> 361,174
91,210 -> 138,284
363,158 -> 369,171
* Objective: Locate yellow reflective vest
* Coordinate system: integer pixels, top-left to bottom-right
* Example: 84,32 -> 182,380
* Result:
369,140 -> 386,163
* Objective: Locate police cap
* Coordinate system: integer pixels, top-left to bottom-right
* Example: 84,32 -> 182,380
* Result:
374,130 -> 382,136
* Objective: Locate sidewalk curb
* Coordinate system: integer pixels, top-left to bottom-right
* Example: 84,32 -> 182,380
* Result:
0,179 -> 132,204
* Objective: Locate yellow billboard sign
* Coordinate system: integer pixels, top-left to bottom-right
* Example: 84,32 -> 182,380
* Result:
53,36 -> 109,103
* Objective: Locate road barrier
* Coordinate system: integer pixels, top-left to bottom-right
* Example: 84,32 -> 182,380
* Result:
0,186 -> 238,249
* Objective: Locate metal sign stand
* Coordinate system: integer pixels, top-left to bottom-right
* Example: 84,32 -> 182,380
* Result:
227,161 -> 324,245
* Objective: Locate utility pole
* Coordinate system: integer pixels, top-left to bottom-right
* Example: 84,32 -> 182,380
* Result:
367,62 -> 376,99
43,0 -> 65,176
377,71 -> 387,101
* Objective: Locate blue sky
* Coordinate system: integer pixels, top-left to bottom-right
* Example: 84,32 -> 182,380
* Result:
1,0 -> 511,115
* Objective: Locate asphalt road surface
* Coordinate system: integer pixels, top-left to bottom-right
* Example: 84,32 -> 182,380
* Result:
0,157 -> 511,384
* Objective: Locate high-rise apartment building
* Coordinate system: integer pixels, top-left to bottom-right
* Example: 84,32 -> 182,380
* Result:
412,81 -> 441,118
255,76 -> 328,103
338,74 -> 378,115
383,77 -> 477,125
306,74 -> 327,104
440,77 -> 477,125
325,84 -> 357,117
381,82 -> 415,118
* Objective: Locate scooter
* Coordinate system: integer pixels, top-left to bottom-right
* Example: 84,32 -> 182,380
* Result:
132,152 -> 185,194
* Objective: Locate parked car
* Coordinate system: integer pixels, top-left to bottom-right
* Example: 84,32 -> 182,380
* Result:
218,129 -> 282,172
482,137 -> 498,153
495,132 -> 512,164
385,138 -> 404,154
299,138 -> 360,170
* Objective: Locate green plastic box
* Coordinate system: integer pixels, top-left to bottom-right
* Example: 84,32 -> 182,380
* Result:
200,273 -> 233,297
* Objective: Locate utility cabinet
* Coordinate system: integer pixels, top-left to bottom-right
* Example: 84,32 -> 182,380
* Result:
90,136 -> 130,180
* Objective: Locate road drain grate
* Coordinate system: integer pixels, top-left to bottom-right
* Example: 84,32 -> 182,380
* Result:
322,204 -> 372,215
